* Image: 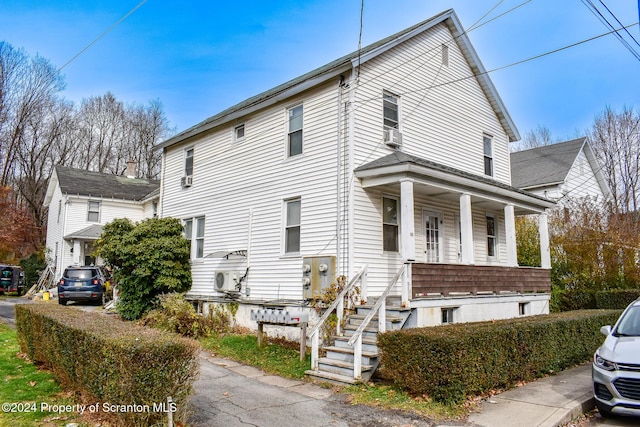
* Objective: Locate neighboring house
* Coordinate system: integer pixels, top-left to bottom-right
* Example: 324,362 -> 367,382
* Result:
43,163 -> 159,276
155,9 -> 555,332
510,137 -> 611,205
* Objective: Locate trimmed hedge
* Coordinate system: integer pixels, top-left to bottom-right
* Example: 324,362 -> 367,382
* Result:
551,288 -> 640,311
595,289 -> 640,309
15,304 -> 200,426
377,310 -> 621,403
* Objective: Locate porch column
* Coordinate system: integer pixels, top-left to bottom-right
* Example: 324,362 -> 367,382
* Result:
504,204 -> 518,267
459,193 -> 474,264
538,211 -> 551,269
400,179 -> 415,262
72,239 -> 81,266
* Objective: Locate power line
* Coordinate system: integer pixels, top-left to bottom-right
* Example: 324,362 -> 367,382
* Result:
58,0 -> 148,72
597,0 -> 640,49
580,0 -> 640,61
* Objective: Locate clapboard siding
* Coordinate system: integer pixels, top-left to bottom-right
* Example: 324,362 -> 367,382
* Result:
161,81 -> 342,299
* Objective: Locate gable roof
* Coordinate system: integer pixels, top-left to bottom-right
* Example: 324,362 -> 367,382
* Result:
510,137 -> 586,190
64,224 -> 104,240
156,9 -> 519,151
52,166 -> 159,201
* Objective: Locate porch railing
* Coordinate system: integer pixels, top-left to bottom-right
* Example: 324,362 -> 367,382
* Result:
308,265 -> 368,371
347,264 -> 406,380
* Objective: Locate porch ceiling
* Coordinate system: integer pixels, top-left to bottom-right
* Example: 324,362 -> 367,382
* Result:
354,152 -> 556,215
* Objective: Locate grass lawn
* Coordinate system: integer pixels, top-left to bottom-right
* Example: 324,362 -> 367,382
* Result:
0,323 -> 83,427
200,331 -> 467,421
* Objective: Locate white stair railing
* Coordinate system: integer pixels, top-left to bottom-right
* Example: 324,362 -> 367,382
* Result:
347,264 -> 406,380
308,265 -> 367,370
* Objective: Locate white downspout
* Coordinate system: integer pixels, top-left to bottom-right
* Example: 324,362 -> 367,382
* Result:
159,148 -> 167,218
347,72 -> 357,283
336,79 -> 343,274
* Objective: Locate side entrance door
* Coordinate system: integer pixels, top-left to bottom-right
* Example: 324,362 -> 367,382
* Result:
423,210 -> 443,263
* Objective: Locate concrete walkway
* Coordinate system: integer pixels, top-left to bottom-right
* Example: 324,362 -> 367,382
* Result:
467,364 -> 595,427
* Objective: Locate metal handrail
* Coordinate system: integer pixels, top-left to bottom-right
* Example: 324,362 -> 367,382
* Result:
308,264 -> 367,338
347,264 -> 406,346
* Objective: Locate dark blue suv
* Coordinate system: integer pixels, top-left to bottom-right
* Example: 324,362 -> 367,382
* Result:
58,267 -> 105,306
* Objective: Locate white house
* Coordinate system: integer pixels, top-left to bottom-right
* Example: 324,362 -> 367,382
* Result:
156,8 -> 555,323
43,163 -> 159,276
510,137 -> 611,204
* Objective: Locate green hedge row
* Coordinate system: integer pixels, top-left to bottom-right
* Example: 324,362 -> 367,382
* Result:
377,310 -> 621,404
552,288 -> 640,311
16,304 -> 200,426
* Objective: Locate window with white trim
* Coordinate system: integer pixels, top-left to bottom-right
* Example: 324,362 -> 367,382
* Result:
184,217 -> 205,259
382,196 -> 399,252
483,134 -> 493,177
287,105 -> 303,157
87,201 -> 100,222
383,92 -> 399,131
184,147 -> 194,177
284,198 -> 301,253
486,213 -> 497,258
441,307 -> 456,324
234,124 -> 245,143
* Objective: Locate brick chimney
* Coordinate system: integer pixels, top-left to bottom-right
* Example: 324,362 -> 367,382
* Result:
126,160 -> 136,179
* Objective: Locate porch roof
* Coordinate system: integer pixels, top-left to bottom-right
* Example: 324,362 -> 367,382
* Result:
64,224 -> 104,241
354,151 -> 556,214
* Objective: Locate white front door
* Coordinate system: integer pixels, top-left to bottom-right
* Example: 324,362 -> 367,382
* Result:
423,210 -> 443,263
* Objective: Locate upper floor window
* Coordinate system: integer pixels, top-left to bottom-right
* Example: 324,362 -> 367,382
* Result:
184,216 -> 205,259
486,213 -> 497,258
57,199 -> 62,223
382,196 -> 399,252
288,105 -> 303,157
284,198 -> 301,253
383,92 -> 399,131
87,201 -> 100,222
234,124 -> 245,143
184,148 -> 194,177
483,135 -> 493,177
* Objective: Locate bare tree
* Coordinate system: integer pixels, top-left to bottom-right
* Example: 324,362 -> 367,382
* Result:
0,42 -> 65,185
590,106 -> 640,213
511,125 -> 558,152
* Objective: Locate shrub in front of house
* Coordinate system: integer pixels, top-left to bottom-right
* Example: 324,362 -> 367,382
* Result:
377,310 -> 621,404
15,303 -> 200,426
595,289 -> 640,309
550,287 -> 598,312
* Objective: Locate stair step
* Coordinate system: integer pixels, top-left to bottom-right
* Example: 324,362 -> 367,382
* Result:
318,357 -> 373,371
349,314 -> 403,322
305,369 -> 361,385
323,345 -> 378,358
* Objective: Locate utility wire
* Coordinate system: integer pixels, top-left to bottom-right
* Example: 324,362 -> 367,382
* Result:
597,0 -> 640,49
58,0 -> 148,71
580,0 -> 640,61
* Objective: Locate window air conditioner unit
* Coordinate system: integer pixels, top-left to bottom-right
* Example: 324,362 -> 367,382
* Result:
214,270 -> 240,292
384,128 -> 403,148
181,175 -> 193,188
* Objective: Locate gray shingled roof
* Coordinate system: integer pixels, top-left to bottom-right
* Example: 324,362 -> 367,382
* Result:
55,166 -> 159,201
156,8 -> 519,150
355,151 -> 551,203
64,224 -> 104,240
510,138 -> 586,190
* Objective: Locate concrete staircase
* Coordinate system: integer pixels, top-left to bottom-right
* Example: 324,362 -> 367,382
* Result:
306,296 -> 412,385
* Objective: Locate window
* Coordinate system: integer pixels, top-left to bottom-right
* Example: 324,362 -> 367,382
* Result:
184,217 -> 205,259
87,201 -> 100,222
519,302 -> 528,316
442,308 -> 455,324
486,214 -> 497,258
184,148 -> 194,177
382,196 -> 399,252
234,124 -> 245,143
288,105 -> 303,157
383,92 -> 399,131
483,134 -> 493,176
285,198 -> 301,253
442,44 -> 449,67
57,199 -> 62,223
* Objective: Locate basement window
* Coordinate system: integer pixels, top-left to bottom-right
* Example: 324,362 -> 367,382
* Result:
519,302 -> 528,316
441,307 -> 456,324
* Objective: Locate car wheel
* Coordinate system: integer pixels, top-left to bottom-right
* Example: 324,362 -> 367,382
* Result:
596,401 -> 614,418
58,299 -> 67,306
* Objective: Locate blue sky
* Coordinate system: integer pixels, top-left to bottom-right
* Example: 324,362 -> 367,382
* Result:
1,0 -> 639,141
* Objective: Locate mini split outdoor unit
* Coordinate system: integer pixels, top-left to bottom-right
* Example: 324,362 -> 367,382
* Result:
214,271 -> 243,292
